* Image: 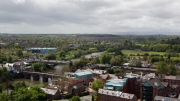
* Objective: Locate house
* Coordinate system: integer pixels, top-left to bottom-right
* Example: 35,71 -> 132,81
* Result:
41,87 -> 60,100
68,82 -> 86,95
4,62 -> 25,73
97,89 -> 137,101
67,71 -> 93,95
141,78 -> 165,101
75,68 -> 107,78
141,61 -> 150,67
159,75 -> 180,98
149,62 -> 158,68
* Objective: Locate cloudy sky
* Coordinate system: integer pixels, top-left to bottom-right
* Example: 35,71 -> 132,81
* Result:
0,0 -> 180,34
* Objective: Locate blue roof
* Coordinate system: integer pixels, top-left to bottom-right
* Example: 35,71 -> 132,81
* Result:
105,78 -> 127,90
143,82 -> 150,86
74,71 -> 93,78
75,71 -> 92,76
106,87 -> 114,90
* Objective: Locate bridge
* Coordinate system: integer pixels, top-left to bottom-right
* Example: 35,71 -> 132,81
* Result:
22,71 -> 65,82
25,60 -> 69,65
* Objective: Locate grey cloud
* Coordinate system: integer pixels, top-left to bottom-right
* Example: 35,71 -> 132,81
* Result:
0,0 -> 180,33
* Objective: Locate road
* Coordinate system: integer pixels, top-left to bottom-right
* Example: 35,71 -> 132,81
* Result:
97,64 -> 156,72
132,67 -> 156,72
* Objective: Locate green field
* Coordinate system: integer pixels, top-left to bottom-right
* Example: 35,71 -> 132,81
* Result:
122,50 -> 166,56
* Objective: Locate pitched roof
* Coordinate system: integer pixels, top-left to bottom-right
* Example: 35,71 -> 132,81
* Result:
144,78 -> 164,90
165,76 -> 176,80
41,88 -> 59,95
170,85 -> 179,89
161,82 -> 168,87
154,96 -> 180,101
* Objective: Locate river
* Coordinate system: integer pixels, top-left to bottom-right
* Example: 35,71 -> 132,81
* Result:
1,52 -> 104,89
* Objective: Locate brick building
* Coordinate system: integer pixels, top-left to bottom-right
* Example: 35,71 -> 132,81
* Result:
67,71 -> 93,95
141,78 -> 165,101
154,96 -> 180,101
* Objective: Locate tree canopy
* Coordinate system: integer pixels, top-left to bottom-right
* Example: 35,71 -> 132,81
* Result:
11,85 -> 46,101
110,55 -> 123,66
0,93 -> 10,101
32,62 -> 46,72
100,52 -> 112,64
156,62 -> 170,74
91,79 -> 104,91
69,96 -> 81,101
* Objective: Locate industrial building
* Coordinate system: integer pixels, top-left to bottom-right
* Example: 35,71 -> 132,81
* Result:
26,47 -> 57,53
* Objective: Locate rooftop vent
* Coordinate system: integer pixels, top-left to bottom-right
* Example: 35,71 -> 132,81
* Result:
154,82 -> 158,86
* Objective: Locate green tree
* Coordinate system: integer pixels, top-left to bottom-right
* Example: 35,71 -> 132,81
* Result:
7,56 -> 13,63
0,54 -> 7,63
74,60 -> 88,68
0,67 -> 13,94
57,50 -> 66,60
44,53 -> 56,60
0,84 -> 2,93
115,50 -> 123,56
91,57 -> 100,63
169,64 -> 177,75
16,50 -> 23,58
30,86 -> 47,101
13,81 -> 29,90
106,68 -> 114,74
110,55 -> 123,66
156,62 -> 170,74
69,96 -> 81,101
32,62 -> 46,72
114,68 -> 123,74
0,93 -> 10,101
92,79 -> 104,91
11,86 -> 46,101
100,52 -> 112,64
11,87 -> 38,101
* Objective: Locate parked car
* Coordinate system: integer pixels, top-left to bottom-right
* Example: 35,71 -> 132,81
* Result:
130,67 -> 134,70
120,66 -> 124,69
105,64 -> 111,67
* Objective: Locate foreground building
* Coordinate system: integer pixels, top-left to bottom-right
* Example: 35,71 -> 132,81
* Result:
67,71 -> 93,95
41,87 -> 60,100
97,89 -> 137,101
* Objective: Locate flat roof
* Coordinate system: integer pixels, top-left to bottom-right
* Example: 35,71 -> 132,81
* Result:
105,79 -> 127,87
154,96 -> 180,101
74,71 -> 92,76
27,48 -> 57,50
98,89 -> 135,99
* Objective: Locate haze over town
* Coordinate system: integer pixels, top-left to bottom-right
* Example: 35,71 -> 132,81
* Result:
1,0 -> 180,34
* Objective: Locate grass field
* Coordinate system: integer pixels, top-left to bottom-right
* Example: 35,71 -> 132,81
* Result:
122,50 -> 166,56
122,50 -> 180,60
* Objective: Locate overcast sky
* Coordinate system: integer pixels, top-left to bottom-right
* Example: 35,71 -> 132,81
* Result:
0,0 -> 180,34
